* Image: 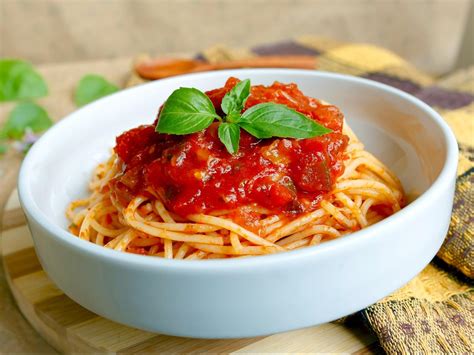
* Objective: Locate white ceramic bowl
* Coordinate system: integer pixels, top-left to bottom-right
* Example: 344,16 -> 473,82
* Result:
18,69 -> 458,338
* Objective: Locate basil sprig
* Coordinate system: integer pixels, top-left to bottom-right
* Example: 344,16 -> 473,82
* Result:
156,79 -> 331,154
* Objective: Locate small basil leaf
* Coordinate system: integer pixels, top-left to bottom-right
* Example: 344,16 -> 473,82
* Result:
240,103 -> 332,139
0,102 -> 53,139
157,87 -> 219,135
0,59 -> 48,102
74,74 -> 119,107
218,122 -> 240,154
226,111 -> 242,124
221,79 -> 250,115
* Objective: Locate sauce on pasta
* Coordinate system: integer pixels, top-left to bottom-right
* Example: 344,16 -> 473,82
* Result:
112,78 -> 348,217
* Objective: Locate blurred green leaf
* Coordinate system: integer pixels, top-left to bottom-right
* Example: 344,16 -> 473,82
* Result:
0,102 -> 53,139
0,59 -> 48,102
74,74 -> 119,107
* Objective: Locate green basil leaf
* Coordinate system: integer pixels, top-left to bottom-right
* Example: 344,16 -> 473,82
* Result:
226,111 -> 242,124
74,74 -> 119,107
0,59 -> 48,102
218,122 -> 240,154
0,102 -> 53,139
240,103 -> 332,139
156,87 -> 219,135
221,79 -> 251,115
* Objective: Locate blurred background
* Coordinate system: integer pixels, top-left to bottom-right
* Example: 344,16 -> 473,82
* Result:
1,0 -> 473,76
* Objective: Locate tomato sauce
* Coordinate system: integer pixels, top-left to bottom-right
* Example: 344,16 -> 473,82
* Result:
111,77 -> 349,217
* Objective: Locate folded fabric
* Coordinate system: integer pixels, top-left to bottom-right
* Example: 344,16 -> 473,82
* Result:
127,37 -> 473,353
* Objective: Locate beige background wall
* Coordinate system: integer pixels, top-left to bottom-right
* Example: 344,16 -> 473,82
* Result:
0,0 -> 473,75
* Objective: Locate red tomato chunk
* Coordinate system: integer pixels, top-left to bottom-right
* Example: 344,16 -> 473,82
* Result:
111,77 -> 349,217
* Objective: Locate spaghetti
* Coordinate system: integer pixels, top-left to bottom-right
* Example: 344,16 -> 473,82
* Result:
67,78 -> 404,259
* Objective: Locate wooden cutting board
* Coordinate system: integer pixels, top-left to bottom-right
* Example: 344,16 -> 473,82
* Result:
1,189 -> 381,354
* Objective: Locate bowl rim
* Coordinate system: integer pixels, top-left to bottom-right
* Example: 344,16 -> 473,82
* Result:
17,68 -> 459,271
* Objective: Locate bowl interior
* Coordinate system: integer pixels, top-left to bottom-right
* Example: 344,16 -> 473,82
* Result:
23,70 -> 447,230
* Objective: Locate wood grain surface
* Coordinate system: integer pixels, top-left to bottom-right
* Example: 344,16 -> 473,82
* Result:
0,58 -> 382,353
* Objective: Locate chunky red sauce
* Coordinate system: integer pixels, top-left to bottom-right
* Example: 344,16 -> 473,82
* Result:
111,78 -> 349,218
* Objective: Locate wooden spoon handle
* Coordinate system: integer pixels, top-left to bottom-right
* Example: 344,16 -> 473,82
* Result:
136,56 -> 316,80
192,56 -> 317,71
135,58 -> 204,80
